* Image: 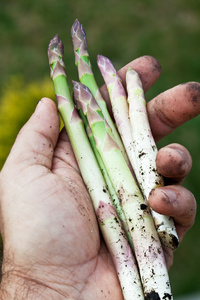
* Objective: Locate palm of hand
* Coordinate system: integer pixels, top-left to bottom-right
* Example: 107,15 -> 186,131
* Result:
0,124 -> 123,299
0,97 -> 193,299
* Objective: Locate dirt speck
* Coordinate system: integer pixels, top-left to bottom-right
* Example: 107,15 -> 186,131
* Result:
140,204 -> 147,210
144,291 -> 160,300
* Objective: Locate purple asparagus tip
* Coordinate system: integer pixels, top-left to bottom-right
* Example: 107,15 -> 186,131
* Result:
48,34 -> 66,79
72,81 -> 91,101
97,55 -> 115,74
71,19 -> 87,45
97,55 -> 124,93
73,81 -> 100,113
48,34 -> 64,61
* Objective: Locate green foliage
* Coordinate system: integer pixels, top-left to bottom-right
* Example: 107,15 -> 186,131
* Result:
0,76 -> 55,169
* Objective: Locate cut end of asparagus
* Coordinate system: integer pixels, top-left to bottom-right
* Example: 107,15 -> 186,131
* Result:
158,229 -> 179,250
144,290 -> 172,300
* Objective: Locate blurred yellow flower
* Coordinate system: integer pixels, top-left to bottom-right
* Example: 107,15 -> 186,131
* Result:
0,76 -> 55,169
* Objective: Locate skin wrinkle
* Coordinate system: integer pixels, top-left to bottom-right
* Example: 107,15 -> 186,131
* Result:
9,129 -> 55,172
80,247 -> 121,300
32,129 -> 55,154
52,149 -> 77,171
78,257 -> 99,298
2,273 -> 66,299
153,99 -> 177,130
22,153 -> 52,171
55,253 -> 102,298
1,251 -> 100,299
26,123 -> 57,150
52,141 -> 80,174
11,273 -> 59,296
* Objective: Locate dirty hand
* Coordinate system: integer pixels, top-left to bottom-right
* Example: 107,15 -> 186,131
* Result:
0,56 -> 198,299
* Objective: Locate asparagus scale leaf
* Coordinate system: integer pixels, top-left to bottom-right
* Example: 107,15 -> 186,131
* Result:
48,34 -> 144,299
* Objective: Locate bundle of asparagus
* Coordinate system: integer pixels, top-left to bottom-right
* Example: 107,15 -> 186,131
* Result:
48,19 -> 177,300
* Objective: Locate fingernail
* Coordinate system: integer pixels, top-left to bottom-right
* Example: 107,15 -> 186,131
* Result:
35,100 -> 42,111
159,188 -> 177,204
35,99 -> 47,112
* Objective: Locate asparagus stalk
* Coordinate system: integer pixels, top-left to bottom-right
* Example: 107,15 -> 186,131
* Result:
71,19 -> 130,166
83,84 -> 173,299
97,54 -> 138,177
48,34 -> 143,299
73,80 -> 134,249
97,54 -> 178,250
126,68 -> 179,250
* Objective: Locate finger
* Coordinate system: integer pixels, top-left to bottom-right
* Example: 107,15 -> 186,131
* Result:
5,98 -> 60,170
156,143 -> 192,184
52,128 -> 80,175
100,55 -> 162,111
147,82 -> 200,142
149,186 -> 197,243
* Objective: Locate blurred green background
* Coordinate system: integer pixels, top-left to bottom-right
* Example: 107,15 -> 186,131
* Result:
0,0 -> 200,297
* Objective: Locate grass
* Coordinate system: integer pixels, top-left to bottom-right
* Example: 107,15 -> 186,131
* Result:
0,0 -> 200,297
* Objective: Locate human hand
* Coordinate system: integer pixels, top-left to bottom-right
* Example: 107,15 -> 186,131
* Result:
0,56 -> 197,299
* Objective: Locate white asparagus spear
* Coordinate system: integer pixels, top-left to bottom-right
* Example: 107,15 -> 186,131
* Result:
126,68 -> 179,250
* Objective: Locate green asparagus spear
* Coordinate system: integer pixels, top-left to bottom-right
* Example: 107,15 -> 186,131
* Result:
71,19 -> 130,166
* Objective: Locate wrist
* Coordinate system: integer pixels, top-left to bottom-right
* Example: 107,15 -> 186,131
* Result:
0,251 -> 84,299
0,257 -> 70,300
0,272 -> 66,300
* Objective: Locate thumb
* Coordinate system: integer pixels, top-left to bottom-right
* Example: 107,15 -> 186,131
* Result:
5,98 -> 60,171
